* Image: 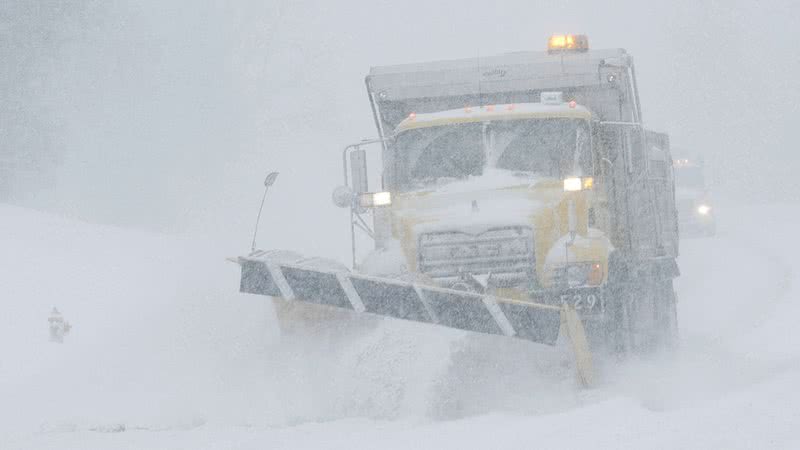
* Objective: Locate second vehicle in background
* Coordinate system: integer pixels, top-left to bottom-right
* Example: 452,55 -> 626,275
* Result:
673,157 -> 715,237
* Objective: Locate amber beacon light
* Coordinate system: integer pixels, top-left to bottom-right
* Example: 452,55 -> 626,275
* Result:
548,34 -> 589,53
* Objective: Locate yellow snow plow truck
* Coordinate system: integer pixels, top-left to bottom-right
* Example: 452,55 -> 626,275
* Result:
236,35 -> 680,387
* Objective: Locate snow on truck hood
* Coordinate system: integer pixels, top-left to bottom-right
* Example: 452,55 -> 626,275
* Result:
394,170 -> 558,236
424,169 -> 547,194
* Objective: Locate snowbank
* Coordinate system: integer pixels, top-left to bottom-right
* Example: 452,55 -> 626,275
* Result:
3,201 -> 800,449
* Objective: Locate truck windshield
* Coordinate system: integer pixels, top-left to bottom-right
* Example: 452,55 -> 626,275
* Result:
393,118 -> 590,190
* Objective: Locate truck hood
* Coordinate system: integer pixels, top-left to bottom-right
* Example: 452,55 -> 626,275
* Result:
393,171 -> 560,237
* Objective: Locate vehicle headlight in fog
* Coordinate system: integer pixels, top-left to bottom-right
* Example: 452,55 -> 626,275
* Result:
371,191 -> 392,207
697,204 -> 711,215
563,177 -> 583,192
563,176 -> 594,192
358,191 -> 392,208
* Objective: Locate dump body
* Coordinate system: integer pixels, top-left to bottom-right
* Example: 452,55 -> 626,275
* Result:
366,48 -> 640,132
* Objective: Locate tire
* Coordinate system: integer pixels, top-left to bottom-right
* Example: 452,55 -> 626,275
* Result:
603,252 -> 679,357
627,277 -> 654,354
603,279 -> 678,356
602,283 -> 632,355
653,279 -> 679,351
602,252 -> 634,356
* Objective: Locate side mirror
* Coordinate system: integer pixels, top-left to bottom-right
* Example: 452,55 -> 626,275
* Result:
350,149 -> 368,194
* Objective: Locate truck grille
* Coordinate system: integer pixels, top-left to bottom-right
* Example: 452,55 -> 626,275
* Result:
418,226 -> 535,286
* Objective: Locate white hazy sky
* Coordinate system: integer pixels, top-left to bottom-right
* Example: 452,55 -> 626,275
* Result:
7,0 -> 798,258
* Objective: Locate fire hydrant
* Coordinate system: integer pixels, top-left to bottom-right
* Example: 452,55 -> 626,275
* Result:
48,308 -> 71,343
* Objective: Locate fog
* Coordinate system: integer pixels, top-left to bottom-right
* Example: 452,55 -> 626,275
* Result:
3,1 -> 800,448
4,1 -> 798,246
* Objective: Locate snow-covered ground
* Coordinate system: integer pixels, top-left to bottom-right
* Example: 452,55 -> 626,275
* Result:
2,201 -> 799,449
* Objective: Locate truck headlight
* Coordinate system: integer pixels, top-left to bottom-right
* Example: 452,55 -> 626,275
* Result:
563,177 -> 594,192
697,204 -> 711,215
563,177 -> 582,192
358,191 -> 392,208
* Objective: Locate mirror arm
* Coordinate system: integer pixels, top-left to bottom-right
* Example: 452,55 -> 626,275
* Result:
353,214 -> 374,239
340,137 -> 391,269
354,211 -> 374,238
341,137 -> 393,188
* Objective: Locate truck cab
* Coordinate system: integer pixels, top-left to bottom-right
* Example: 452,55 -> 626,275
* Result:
368,98 -> 611,304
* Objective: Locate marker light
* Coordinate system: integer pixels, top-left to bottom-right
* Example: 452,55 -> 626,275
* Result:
548,34 -> 589,53
673,158 -> 691,167
697,204 -> 711,215
588,262 -> 603,285
359,191 -> 392,208
563,177 -> 594,192
408,112 -> 416,120
568,100 -> 577,108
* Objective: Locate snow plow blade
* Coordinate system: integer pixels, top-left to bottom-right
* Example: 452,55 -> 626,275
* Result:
236,253 -> 594,387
